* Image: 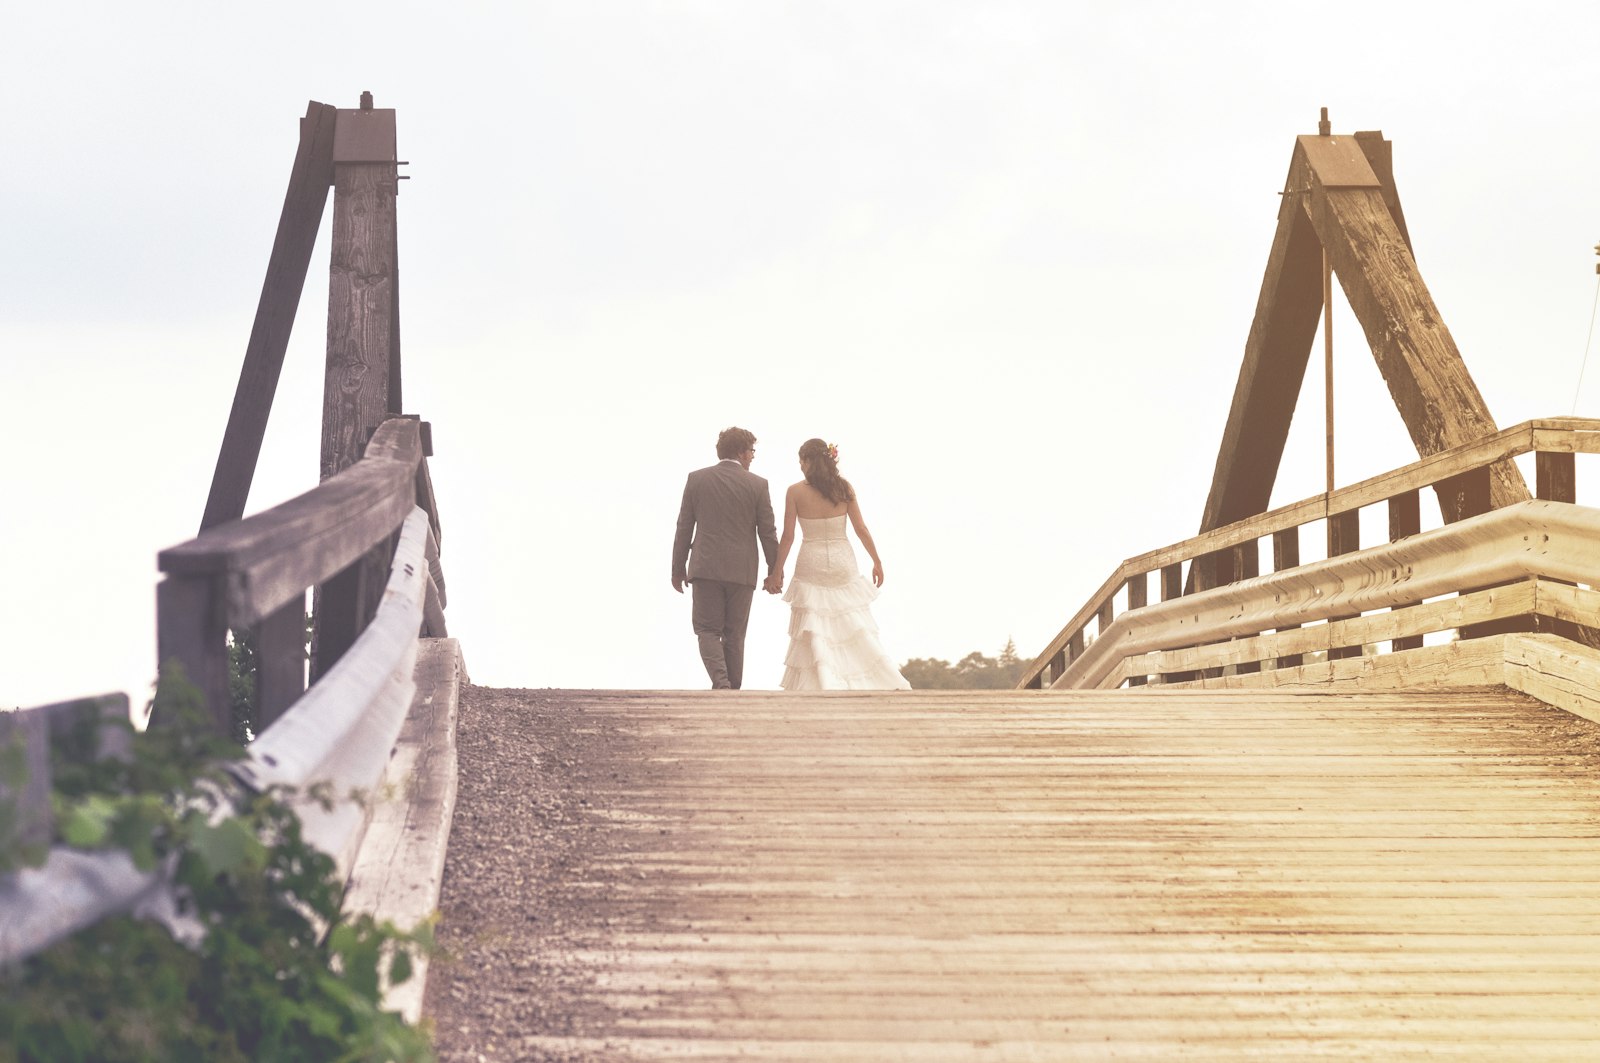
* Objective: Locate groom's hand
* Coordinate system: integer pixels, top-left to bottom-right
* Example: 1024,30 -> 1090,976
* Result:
763,573 -> 783,594
672,577 -> 688,593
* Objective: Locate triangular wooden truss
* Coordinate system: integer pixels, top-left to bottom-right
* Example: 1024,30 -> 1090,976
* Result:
1200,120 -> 1527,535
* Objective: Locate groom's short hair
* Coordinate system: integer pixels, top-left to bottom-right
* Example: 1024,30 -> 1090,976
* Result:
716,427 -> 756,459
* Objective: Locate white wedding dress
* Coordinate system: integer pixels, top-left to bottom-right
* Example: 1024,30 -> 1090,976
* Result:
781,514 -> 911,690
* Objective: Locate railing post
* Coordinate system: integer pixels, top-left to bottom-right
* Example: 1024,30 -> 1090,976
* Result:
1326,511 -> 1362,661
1388,490 -> 1424,651
1272,527 -> 1303,668
1125,573 -> 1149,687
155,575 -> 231,733
1536,451 -> 1576,503
255,594 -> 308,731
1160,563 -> 1182,602
1436,466 -> 1493,523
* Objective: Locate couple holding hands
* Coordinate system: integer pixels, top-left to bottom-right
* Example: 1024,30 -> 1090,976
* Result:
671,427 -> 910,692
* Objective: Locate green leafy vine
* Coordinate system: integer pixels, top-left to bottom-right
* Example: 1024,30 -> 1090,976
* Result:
0,664 -> 436,1063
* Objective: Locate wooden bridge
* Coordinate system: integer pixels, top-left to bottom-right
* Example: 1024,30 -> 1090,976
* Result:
8,100 -> 1600,1060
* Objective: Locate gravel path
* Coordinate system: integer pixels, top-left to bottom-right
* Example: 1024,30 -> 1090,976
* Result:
422,686 -> 644,1063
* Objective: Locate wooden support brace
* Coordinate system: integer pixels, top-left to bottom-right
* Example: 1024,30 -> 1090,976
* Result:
201,101 -> 338,532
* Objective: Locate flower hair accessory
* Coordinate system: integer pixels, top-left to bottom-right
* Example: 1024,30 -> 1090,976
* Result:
826,442 -> 839,462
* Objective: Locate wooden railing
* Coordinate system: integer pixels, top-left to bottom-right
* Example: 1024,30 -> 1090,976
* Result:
3,415 -> 453,966
157,415 -> 446,734
1019,417 -> 1600,691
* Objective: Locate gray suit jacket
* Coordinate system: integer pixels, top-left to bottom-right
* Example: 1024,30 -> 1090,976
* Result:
672,460 -> 779,588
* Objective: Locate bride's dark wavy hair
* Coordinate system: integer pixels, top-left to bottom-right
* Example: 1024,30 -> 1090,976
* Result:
799,438 -> 854,505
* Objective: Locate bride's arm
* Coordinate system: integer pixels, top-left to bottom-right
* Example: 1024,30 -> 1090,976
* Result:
846,498 -> 886,587
766,485 -> 799,592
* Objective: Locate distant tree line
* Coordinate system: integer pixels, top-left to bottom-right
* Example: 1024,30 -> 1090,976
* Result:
901,640 -> 1027,689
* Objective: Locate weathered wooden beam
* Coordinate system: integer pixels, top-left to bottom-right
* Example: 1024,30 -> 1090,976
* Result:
255,594 -> 307,731
321,104 -> 400,481
317,102 -> 400,681
1298,136 -> 1528,519
1197,155 -> 1325,535
155,576 -> 231,733
200,101 -> 337,533
1352,130 -> 1412,253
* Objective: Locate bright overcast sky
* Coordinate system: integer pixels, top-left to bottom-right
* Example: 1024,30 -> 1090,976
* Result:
3,1 -> 1599,709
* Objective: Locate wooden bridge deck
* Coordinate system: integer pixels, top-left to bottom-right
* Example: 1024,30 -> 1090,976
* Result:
425,686 -> 1600,1061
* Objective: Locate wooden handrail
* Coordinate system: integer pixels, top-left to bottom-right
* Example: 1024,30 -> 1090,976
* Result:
1018,417 -> 1600,690
1059,500 -> 1600,690
155,416 -> 443,731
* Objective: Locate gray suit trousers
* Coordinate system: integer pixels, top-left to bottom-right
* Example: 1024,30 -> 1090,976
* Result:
691,579 -> 756,690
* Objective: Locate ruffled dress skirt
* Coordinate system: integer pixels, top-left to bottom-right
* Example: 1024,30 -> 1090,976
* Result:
780,516 -> 911,691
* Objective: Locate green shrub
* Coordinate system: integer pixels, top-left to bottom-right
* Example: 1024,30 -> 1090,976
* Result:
0,663 -> 435,1063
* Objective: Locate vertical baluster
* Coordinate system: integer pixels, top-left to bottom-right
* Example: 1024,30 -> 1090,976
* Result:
155,575 -> 231,733
1126,573 -> 1149,687
1160,563 -> 1182,602
1537,451 -> 1576,503
1388,490 -> 1424,651
255,594 -> 309,732
1326,510 -> 1362,660
1272,527 -> 1303,669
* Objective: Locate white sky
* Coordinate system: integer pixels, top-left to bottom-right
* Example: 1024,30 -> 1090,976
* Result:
3,1 -> 1599,709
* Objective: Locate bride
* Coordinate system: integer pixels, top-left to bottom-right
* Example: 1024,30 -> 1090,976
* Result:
763,438 -> 910,690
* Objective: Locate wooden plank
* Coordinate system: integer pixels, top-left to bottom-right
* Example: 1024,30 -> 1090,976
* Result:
426,685 -> 1600,1058
1501,633 -> 1600,726
1532,579 -> 1600,631
344,638 -> 463,1022
160,418 -> 420,626
1056,501 -> 1600,691
161,457 -> 412,626
1538,450 -> 1577,503
1128,580 -> 1538,679
1531,424 -> 1600,453
1095,597 -> 1114,638
1300,151 -> 1528,516
200,101 -> 337,533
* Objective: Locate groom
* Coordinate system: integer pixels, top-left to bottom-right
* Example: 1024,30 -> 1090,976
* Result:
671,426 -> 780,690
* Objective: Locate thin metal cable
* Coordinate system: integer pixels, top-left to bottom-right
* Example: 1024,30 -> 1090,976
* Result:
1573,274 -> 1600,414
